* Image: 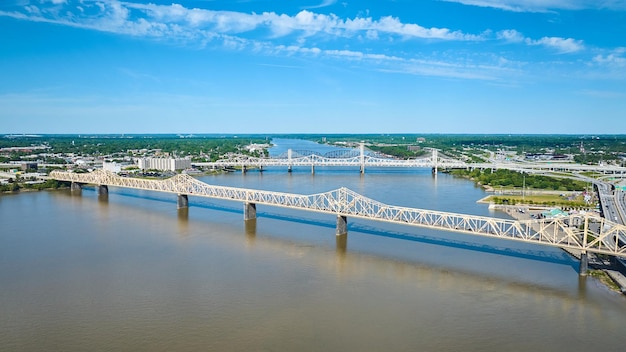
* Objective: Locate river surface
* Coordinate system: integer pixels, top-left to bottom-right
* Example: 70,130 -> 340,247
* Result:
1,139 -> 626,351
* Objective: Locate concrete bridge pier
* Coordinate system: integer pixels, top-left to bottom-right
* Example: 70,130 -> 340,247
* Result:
288,165 -> 292,173
579,251 -> 588,276
241,166 -> 247,174
311,164 -> 315,175
98,185 -> 108,196
244,202 -> 257,221
70,182 -> 82,192
359,142 -> 365,174
336,215 -> 348,236
177,194 -> 189,209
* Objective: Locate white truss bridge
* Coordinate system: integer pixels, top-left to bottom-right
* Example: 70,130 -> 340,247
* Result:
50,169 -> 626,269
193,147 -> 626,175
195,149 -> 466,171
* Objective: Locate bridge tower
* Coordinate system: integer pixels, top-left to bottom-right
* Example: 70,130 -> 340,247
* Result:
360,142 -> 365,174
287,149 -> 293,173
432,149 -> 438,175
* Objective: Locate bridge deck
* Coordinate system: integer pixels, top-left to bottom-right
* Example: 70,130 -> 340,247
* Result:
50,169 -> 626,259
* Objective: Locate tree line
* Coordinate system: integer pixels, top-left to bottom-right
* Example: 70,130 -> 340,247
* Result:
448,168 -> 589,191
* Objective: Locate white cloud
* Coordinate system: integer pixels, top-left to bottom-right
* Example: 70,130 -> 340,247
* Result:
527,36 -> 584,53
496,29 -> 524,42
497,30 -> 584,53
19,0 -> 484,41
593,48 -> 626,66
302,0 -> 338,10
442,0 -> 626,12
0,0 -> 595,82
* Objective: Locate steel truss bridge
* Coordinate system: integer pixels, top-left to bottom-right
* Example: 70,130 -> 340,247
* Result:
192,145 -> 626,175
50,169 -> 626,274
194,148 -> 466,172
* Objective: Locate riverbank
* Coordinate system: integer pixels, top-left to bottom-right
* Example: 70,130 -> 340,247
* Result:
486,201 -> 626,295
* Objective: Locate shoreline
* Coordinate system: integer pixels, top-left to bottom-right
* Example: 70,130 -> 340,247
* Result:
483,199 -> 626,295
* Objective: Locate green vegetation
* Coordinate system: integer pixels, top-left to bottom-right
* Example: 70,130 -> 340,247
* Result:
589,270 -> 621,291
367,145 -> 427,158
0,179 -> 62,192
291,134 -> 626,163
487,194 -> 589,208
0,135 -> 269,161
448,168 -> 588,191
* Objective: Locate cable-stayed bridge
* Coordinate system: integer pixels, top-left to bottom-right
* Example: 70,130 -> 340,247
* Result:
50,169 -> 626,275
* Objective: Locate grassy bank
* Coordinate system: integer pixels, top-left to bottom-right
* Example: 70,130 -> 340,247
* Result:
483,194 -> 591,208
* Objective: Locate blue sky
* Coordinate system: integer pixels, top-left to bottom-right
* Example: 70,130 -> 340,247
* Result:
1,0 -> 625,134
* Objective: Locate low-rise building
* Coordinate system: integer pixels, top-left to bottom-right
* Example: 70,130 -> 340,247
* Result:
136,158 -> 191,172
103,161 -> 122,173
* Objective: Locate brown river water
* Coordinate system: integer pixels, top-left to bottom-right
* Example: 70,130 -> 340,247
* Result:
1,165 -> 625,351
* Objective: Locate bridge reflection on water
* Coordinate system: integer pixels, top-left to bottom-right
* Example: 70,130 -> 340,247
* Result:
50,169 -> 626,276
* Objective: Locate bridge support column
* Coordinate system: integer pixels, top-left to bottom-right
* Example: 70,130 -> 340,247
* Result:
244,202 -> 257,221
241,166 -> 247,174
360,142 -> 365,174
288,149 -> 293,173
579,251 -> 588,276
177,194 -> 189,209
336,215 -> 347,236
288,165 -> 292,173
71,182 -> 82,192
98,185 -> 108,196
311,164 -> 315,175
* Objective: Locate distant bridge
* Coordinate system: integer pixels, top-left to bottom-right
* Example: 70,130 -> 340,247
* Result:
194,147 -> 464,173
50,169 -> 626,275
192,145 -> 626,175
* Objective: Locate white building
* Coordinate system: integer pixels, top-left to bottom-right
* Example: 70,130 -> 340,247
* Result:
103,161 -> 122,173
137,158 -> 191,172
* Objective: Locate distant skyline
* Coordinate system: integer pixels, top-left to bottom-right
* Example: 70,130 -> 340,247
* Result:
1,0 -> 625,134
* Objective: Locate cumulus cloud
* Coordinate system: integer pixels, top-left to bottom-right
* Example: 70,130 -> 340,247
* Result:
593,48 -> 626,66
497,29 -> 584,53
527,36 -> 584,53
496,29 -> 525,42
0,0 -> 587,81
7,1 -> 482,42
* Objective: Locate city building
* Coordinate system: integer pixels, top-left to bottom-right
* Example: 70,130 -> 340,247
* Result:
136,158 -> 191,172
103,161 -> 122,173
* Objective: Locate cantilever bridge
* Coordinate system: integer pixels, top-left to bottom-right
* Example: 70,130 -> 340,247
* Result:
50,169 -> 626,274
